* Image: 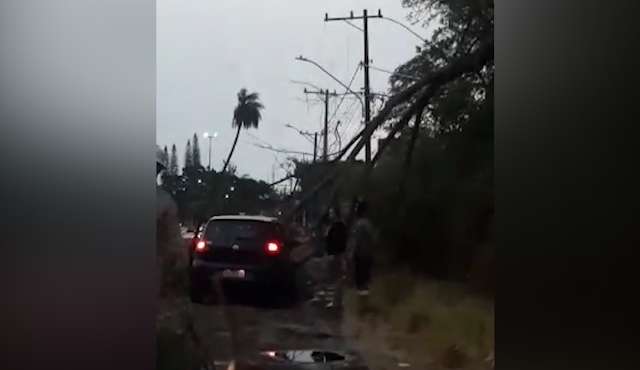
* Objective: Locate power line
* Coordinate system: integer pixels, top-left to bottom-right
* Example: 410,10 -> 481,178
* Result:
253,142 -> 343,160
246,132 -> 272,147
327,62 -> 362,127
337,13 -> 425,43
329,97 -> 360,153
339,98 -> 363,142
289,79 -> 323,91
284,124 -> 316,145
365,63 -> 422,81
251,143 -> 313,157
334,120 -> 342,151
295,55 -> 364,108
292,96 -> 323,105
323,62 -> 361,153
380,16 -> 427,42
343,19 -> 363,32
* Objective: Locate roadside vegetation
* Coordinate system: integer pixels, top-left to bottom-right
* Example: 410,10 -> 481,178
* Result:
343,271 -> 494,370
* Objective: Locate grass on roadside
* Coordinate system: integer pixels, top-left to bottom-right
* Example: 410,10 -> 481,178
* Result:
342,270 -> 494,370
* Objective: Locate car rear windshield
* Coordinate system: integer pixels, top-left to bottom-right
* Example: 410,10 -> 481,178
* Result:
204,220 -> 281,246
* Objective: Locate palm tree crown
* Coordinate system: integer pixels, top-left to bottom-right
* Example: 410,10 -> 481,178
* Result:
220,88 -> 264,174
232,88 -> 264,130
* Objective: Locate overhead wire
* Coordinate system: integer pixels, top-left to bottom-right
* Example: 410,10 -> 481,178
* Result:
342,19 -> 364,32
295,56 -> 364,107
330,97 -> 360,153
365,63 -> 422,81
338,15 -> 425,43
340,96 -> 363,136
325,62 -> 362,152
289,79 -> 323,91
327,62 -> 362,126
381,16 -> 427,42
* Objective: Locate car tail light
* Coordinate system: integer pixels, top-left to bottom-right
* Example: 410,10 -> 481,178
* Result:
195,240 -> 208,253
264,240 -> 281,256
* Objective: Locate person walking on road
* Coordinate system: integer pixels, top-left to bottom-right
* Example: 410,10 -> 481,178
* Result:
348,200 -> 377,296
325,206 -> 348,308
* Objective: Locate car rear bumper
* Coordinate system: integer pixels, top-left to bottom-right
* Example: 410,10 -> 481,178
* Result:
190,259 -> 292,286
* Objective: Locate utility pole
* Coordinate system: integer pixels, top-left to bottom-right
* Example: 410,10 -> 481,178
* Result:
303,88 -> 338,162
363,10 -> 372,163
324,89 -> 329,162
313,132 -> 318,163
325,9 -> 383,163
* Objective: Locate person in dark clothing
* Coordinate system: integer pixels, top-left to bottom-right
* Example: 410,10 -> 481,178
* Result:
325,206 -> 348,308
326,207 -> 348,256
348,200 -> 377,295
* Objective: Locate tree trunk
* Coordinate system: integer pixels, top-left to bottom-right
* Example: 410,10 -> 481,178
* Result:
221,124 -> 242,174
396,108 -> 424,205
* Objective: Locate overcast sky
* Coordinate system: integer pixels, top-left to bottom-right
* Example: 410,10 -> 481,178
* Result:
157,0 -> 427,183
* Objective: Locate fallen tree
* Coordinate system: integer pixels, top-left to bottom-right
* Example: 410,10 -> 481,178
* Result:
283,39 -> 493,221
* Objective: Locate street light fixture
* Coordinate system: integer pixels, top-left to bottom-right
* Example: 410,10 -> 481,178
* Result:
203,131 -> 218,171
295,55 -> 364,108
285,124 -> 316,143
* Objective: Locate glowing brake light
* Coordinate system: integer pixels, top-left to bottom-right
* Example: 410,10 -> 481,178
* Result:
195,240 -> 207,252
264,241 -> 281,256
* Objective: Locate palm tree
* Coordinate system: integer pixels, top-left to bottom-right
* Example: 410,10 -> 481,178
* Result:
221,88 -> 264,174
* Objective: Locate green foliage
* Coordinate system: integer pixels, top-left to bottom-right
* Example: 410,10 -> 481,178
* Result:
163,164 -> 280,226
365,85 -> 493,282
184,140 -> 193,169
169,144 -> 179,176
162,146 -> 170,168
191,133 -> 202,169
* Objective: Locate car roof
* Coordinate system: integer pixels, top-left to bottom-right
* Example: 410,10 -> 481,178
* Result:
207,215 -> 279,223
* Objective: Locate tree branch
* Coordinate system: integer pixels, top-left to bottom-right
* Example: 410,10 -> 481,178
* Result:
348,39 -> 494,162
269,174 -> 295,187
455,17 -> 473,57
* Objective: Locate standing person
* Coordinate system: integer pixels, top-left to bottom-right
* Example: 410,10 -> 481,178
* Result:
348,200 -> 377,295
315,212 -> 330,257
325,206 -> 348,308
326,207 -> 348,257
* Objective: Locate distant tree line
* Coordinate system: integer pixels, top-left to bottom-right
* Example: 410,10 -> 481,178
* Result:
159,131 -> 279,227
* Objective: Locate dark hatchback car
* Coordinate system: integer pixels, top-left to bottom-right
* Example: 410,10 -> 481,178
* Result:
188,215 -> 297,303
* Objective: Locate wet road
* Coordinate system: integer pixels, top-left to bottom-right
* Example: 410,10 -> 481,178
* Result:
186,250 -> 357,369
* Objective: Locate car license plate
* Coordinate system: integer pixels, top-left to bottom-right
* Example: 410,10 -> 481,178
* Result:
222,269 -> 246,279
